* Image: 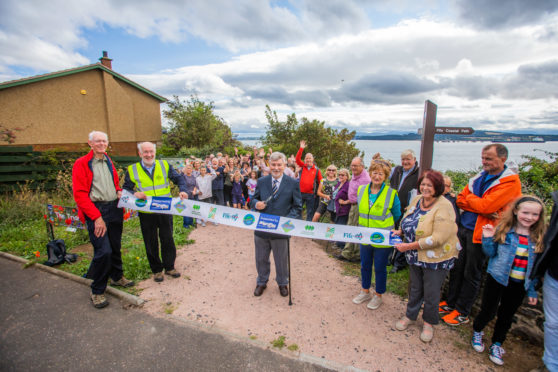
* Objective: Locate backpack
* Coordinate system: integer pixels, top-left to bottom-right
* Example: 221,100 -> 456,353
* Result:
43,222 -> 78,267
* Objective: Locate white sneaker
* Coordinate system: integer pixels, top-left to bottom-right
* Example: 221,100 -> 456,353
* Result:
352,290 -> 372,304
367,294 -> 383,310
201,221 -> 206,227
420,323 -> 434,343
213,222 -> 219,226
395,316 -> 414,331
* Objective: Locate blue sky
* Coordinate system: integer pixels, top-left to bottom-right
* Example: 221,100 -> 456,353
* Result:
1,0 -> 558,135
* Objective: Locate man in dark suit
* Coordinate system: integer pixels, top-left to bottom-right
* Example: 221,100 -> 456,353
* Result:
250,152 -> 302,297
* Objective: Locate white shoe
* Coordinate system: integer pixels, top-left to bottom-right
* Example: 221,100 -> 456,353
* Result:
367,294 -> 383,310
395,316 -> 414,331
352,290 -> 372,304
420,323 -> 434,343
213,222 -> 219,226
201,221 -> 206,227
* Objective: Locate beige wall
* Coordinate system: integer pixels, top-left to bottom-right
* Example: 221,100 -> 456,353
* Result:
0,68 -> 163,155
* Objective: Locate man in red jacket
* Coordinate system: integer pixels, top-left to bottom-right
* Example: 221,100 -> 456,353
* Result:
72,131 -> 134,309
295,140 -> 322,220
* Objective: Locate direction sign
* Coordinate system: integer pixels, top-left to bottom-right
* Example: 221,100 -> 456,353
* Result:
435,127 -> 474,135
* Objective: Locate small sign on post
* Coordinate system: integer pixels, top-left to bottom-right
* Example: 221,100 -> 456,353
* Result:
419,100 -> 475,171
435,127 -> 474,135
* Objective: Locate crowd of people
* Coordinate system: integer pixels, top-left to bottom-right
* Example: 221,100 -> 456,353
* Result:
73,131 -> 557,372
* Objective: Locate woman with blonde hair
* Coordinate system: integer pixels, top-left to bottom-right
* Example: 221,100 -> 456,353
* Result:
352,158 -> 401,310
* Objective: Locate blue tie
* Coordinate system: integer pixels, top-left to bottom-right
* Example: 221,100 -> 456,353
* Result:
272,179 -> 278,198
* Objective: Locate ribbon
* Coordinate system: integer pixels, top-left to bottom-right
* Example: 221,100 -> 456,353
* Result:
118,190 -> 396,246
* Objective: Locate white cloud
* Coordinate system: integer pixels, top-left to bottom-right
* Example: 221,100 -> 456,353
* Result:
2,0 -> 558,133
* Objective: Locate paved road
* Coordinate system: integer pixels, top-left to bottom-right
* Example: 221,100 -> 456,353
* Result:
0,257 -> 333,372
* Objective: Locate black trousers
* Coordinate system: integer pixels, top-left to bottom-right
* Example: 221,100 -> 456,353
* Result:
138,213 -> 177,273
85,200 -> 124,294
446,227 -> 486,316
223,184 -> 233,206
473,274 -> 526,345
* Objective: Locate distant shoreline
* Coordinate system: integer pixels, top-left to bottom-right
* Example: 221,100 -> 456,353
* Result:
237,130 -> 558,143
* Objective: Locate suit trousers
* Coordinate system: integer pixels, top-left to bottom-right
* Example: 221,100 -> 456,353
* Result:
85,200 -> 124,295
254,235 -> 289,286
139,213 -> 177,274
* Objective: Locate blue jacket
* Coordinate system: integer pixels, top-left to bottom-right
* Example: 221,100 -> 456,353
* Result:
482,228 -> 538,298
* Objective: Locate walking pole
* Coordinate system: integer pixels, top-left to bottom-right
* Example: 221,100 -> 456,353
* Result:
287,238 -> 292,306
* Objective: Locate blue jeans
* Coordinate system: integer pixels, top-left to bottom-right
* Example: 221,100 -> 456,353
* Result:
183,195 -> 198,228
301,193 -> 316,221
543,272 -> 558,371
360,244 -> 392,294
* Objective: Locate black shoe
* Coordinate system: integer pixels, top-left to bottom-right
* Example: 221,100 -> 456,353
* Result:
279,285 -> 289,297
390,266 -> 404,274
254,285 -> 267,296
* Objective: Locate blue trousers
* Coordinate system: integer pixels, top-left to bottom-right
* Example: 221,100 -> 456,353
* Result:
360,244 -> 392,294
543,272 -> 558,371
301,192 -> 316,221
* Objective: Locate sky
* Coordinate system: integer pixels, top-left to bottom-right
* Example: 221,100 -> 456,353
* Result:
1,0 -> 558,136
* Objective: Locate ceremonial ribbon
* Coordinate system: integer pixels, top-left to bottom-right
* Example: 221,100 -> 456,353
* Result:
118,190 -> 397,246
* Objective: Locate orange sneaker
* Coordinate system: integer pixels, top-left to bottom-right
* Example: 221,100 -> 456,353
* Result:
438,300 -> 453,315
442,309 -> 469,326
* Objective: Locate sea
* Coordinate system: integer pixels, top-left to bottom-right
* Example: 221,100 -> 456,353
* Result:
240,139 -> 557,172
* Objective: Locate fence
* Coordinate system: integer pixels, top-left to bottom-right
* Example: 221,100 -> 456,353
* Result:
0,146 -> 139,192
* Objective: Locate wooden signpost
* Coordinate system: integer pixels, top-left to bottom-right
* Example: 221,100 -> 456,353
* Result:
419,100 -> 475,172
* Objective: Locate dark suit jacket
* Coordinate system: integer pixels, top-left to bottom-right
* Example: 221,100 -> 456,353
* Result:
250,174 -> 302,239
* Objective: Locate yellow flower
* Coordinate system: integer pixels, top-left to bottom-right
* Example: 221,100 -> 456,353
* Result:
136,256 -> 140,260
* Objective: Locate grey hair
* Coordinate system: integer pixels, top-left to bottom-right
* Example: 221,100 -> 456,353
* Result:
88,131 -> 108,142
137,142 -> 156,153
269,151 -> 287,164
401,149 -> 416,158
351,157 -> 364,166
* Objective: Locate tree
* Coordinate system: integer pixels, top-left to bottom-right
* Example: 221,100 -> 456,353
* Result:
162,95 -> 240,155
261,106 -> 362,168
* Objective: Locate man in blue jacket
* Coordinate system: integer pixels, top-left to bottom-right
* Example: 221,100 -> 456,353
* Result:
250,152 -> 302,297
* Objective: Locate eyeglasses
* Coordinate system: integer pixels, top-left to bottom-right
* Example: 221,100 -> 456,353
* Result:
327,169 -> 336,172
445,184 -> 452,187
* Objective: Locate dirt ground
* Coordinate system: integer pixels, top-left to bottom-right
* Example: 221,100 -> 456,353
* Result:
137,224 -> 544,372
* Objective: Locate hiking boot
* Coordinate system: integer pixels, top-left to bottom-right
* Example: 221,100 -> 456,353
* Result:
488,343 -> 505,366
438,300 -> 453,315
471,331 -> 485,352
111,276 -> 135,288
352,290 -> 372,304
420,323 -> 434,343
395,316 -> 414,331
90,292 -> 109,309
154,272 -> 164,282
165,269 -> 181,278
442,309 -> 469,326
366,294 -> 382,310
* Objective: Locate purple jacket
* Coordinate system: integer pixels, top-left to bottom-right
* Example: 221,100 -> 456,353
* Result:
334,181 -> 351,217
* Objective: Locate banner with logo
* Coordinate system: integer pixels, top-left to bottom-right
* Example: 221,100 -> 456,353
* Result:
118,190 -> 396,246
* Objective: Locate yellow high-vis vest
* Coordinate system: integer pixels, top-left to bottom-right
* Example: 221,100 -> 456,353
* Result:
357,183 -> 396,247
128,160 -> 171,197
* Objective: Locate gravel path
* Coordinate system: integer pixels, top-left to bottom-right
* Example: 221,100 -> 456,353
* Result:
137,223 -> 541,371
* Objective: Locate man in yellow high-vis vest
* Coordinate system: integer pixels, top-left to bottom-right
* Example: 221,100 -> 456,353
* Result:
123,142 -> 188,282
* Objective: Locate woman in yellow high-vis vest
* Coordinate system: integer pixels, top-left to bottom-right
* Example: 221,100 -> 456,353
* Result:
352,159 -> 401,310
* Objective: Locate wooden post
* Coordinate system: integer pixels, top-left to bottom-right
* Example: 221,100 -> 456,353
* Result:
419,100 -> 437,173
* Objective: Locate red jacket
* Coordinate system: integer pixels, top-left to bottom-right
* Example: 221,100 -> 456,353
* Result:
295,147 -> 322,194
456,168 -> 521,243
72,150 -> 122,223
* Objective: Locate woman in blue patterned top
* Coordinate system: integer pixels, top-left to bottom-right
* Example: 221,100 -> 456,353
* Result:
392,170 -> 460,343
